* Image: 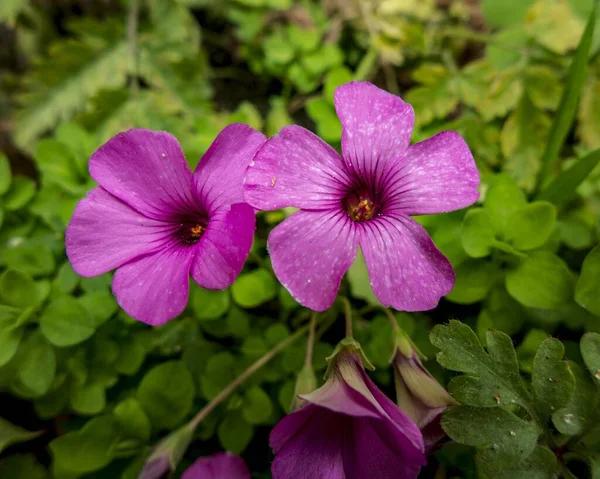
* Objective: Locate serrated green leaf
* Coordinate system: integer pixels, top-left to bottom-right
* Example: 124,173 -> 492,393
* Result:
505,252 -> 573,309
504,202 -> 556,251
137,361 -> 194,430
442,406 -> 539,471
581,332 -> 600,382
431,321 -> 532,409
532,338 -> 575,418
537,148 -> 600,204
461,208 -> 496,258
537,0 -> 597,187
0,418 -> 42,454
576,246 -> 600,316
553,361 -> 599,435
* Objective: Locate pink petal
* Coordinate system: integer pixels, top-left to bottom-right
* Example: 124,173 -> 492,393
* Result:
267,209 -> 358,311
244,126 -> 350,211
344,418 -> 423,479
194,124 -> 266,214
112,246 -> 193,325
66,188 -> 170,277
383,131 -> 480,215
334,82 -> 414,178
182,452 -> 250,479
299,380 -> 381,420
360,214 -> 454,311
89,129 -> 195,220
271,407 -> 346,479
191,203 -> 255,290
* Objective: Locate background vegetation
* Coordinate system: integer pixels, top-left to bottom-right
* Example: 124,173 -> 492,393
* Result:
0,0 -> 600,477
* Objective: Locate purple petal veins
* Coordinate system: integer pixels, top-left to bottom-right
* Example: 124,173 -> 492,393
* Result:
66,124 -> 265,325
244,81 -> 480,312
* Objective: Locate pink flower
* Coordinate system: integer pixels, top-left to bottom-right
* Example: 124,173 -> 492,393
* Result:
269,342 -> 426,478
182,452 -> 250,479
244,81 -> 479,312
392,331 -> 458,451
66,125 -> 265,325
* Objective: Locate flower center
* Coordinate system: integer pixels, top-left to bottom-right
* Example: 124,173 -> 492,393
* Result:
345,196 -> 375,222
175,222 -> 206,246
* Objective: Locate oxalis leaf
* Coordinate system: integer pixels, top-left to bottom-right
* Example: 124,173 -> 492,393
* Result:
442,406 -> 540,472
431,321 -> 533,410
537,0 -> 597,187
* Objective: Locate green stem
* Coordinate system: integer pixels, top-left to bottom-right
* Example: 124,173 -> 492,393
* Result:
354,47 -> 379,81
188,320 -> 315,430
305,312 -> 317,368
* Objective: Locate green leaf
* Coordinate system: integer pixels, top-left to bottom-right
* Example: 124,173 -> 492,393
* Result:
487,445 -> 559,479
537,0 -> 597,186
484,173 -> 527,233
33,139 -> 85,194
432,321 -> 531,409
53,262 -> 80,294
49,416 -> 119,473
324,66 -> 353,103
532,338 -> 576,418
113,398 -> 151,442
78,292 -> 118,326
0,317 -> 24,367
461,208 -> 496,258
0,454 -> 49,479
481,0 -> 535,27
3,176 -> 36,211
192,286 -> 230,320
232,269 -> 277,308
0,152 -> 11,195
71,383 -> 106,415
115,335 -> 147,376
0,418 -> 42,454
442,406 -> 539,471
576,245 -> 600,316
40,297 -> 96,347
200,352 -> 236,400
6,241 -> 55,277
505,252 -> 573,309
305,97 -> 342,143
18,332 -> 55,397
537,148 -> 600,204
552,361 -> 599,435
218,411 -> 253,454
137,361 -> 194,430
266,97 -> 293,137
0,269 -> 37,308
581,332 -> 600,382
504,202 -> 556,251
55,122 -> 95,177
347,249 -> 378,304
242,386 -> 273,425
445,260 -> 500,304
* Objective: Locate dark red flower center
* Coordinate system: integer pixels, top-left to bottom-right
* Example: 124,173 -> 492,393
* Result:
344,195 -> 376,222
174,221 -> 207,246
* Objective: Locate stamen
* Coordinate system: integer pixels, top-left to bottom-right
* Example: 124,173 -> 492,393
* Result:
176,223 -> 206,246
345,196 -> 375,222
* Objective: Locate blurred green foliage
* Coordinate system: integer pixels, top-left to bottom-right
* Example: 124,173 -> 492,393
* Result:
1,0 -> 600,478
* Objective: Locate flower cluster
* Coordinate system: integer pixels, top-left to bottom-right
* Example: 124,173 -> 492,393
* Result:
66,81 -> 479,478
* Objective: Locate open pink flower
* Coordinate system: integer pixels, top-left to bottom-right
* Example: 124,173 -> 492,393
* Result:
66,125 -> 265,325
244,81 -> 479,311
182,452 -> 250,479
269,347 -> 425,479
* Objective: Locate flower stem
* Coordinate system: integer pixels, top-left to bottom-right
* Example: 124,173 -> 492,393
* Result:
382,308 -> 399,332
341,297 -> 353,338
188,320 -> 314,431
354,47 -> 379,81
304,312 -> 317,368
